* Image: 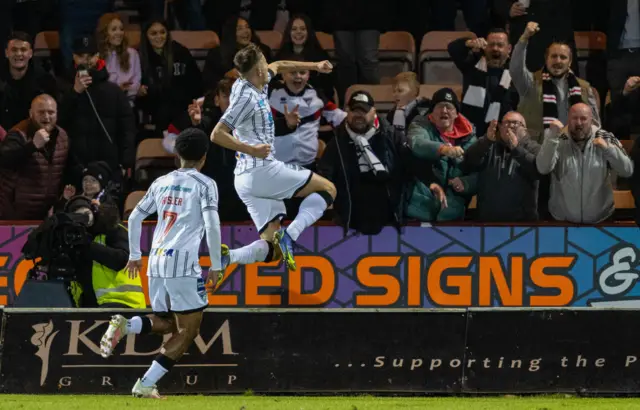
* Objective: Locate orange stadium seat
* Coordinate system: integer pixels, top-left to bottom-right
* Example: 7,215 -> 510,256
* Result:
126,30 -> 141,49
419,31 -> 476,85
344,84 -> 398,113
379,32 -> 416,81
257,31 -> 283,56
620,139 -> 634,155
124,191 -> 146,219
316,32 -> 336,61
33,31 -> 59,58
135,139 -> 176,188
419,84 -> 463,101
171,30 -> 220,69
614,190 -> 635,209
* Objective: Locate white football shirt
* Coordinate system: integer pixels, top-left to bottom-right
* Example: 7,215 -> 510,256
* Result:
219,72 -> 276,174
128,168 -> 222,278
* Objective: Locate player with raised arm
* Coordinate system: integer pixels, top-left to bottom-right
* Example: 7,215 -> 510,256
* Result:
211,44 -> 336,271
98,128 -> 224,399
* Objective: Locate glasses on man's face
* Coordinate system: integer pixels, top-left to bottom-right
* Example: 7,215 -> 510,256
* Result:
501,120 -> 524,128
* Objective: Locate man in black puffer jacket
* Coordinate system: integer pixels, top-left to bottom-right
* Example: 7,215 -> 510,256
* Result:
58,36 -> 136,184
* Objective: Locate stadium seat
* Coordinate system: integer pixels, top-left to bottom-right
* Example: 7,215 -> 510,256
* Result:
615,190 -> 635,209
316,32 -> 336,61
34,31 -> 59,56
419,84 -> 463,101
468,196 -> 477,210
135,139 -> 176,188
620,139 -> 634,154
379,32 -> 416,80
124,190 -> 146,219
127,30 -> 141,49
574,31 -> 607,80
257,31 -> 283,55
419,31 -> 476,85
344,84 -> 397,113
171,30 -> 220,69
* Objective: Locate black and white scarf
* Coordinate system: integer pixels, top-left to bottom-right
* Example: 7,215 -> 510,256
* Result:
542,68 -> 582,128
391,99 -> 419,131
346,121 -> 387,176
461,57 -> 512,125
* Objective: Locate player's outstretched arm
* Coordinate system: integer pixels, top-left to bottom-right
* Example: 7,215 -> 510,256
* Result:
268,60 -> 333,75
211,122 -> 271,158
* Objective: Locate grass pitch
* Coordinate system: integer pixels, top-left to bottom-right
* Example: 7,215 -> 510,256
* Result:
1,395 -> 640,410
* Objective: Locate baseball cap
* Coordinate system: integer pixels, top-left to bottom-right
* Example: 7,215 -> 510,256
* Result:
348,90 -> 375,112
72,35 -> 98,55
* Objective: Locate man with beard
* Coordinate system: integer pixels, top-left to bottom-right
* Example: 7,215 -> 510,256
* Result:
406,88 -> 477,222
448,28 -> 518,135
511,22 -> 600,143
464,111 -> 541,222
0,32 -> 59,130
58,36 -> 136,185
317,91 -> 439,235
0,94 -> 72,220
536,103 -> 632,224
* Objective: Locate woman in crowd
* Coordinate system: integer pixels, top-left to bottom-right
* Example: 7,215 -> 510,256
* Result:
202,15 -> 272,91
275,13 -> 334,100
137,19 -> 202,137
97,13 -> 141,105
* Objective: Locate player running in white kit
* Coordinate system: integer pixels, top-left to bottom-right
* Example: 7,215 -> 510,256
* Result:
211,44 -> 336,271
98,129 -> 226,399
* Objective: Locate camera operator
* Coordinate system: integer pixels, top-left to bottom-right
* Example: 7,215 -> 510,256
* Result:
64,195 -> 145,308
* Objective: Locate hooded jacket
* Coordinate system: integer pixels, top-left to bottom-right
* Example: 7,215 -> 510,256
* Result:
537,125 -> 633,223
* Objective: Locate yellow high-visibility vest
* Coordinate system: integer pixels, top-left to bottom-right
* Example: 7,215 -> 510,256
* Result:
92,227 -> 146,309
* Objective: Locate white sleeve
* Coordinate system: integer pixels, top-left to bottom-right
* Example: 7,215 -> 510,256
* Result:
203,209 -> 222,271
219,84 -> 255,131
128,187 -> 157,260
200,181 -> 221,270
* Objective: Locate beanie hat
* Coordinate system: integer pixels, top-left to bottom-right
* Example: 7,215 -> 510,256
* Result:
430,88 -> 460,113
82,161 -> 112,188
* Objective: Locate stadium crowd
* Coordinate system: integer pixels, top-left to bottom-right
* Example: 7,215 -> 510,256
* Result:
0,0 -> 639,236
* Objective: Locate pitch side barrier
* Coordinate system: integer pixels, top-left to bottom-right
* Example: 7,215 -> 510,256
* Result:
2,224 -> 640,308
1,308 -> 639,395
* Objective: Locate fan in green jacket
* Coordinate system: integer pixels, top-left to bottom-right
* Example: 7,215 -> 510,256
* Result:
406,88 -> 478,221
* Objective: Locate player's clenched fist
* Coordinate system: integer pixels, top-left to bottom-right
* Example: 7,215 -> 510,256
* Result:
251,144 -> 272,158
316,60 -> 333,74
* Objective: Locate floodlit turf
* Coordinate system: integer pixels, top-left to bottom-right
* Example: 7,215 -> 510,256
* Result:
1,395 -> 640,410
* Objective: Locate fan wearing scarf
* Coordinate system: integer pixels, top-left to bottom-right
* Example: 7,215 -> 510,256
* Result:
406,88 -> 478,222
448,28 -> 518,136
510,21 -> 600,143
317,91 -> 430,235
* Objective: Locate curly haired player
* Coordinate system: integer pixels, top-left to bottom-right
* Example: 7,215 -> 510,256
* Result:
99,128 -> 226,399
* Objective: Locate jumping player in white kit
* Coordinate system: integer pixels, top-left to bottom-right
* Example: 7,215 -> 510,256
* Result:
98,128 -> 226,399
211,44 -> 336,270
